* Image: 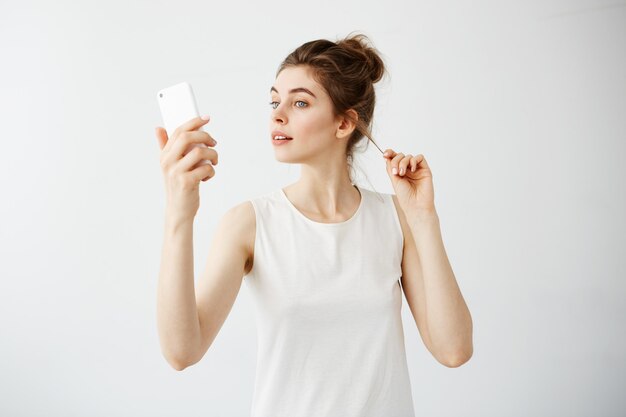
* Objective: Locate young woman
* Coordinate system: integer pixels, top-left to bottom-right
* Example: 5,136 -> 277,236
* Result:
155,33 -> 473,417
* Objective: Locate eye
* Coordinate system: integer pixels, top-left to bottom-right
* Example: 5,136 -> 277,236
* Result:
268,100 -> 308,110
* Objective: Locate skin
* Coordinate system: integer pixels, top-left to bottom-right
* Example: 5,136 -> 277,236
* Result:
271,65 -> 473,366
154,64 -> 472,371
269,65 -> 363,221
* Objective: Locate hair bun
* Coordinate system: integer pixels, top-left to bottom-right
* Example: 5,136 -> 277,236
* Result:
336,33 -> 386,84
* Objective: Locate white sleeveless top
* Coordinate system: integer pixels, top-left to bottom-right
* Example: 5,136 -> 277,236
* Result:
244,185 -> 415,417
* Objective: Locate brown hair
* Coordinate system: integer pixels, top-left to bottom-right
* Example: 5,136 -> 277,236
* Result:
276,32 -> 388,183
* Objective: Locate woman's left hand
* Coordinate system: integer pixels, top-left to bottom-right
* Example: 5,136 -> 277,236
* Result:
383,149 -> 436,213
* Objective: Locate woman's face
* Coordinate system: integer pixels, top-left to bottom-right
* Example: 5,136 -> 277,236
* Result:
269,66 -> 342,163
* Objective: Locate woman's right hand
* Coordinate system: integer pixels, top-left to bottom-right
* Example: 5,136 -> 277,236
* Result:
155,115 -> 219,222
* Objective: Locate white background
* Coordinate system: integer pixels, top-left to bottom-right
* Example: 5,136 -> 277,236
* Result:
1,1 -> 624,416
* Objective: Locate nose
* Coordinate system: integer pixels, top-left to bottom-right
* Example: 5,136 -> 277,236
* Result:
271,103 -> 286,123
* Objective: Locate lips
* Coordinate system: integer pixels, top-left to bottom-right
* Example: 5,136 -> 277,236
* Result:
271,130 -> 293,140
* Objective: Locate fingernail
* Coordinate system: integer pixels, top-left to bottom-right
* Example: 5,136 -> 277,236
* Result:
392,167 -> 398,175
201,114 -> 210,120
400,168 -> 405,175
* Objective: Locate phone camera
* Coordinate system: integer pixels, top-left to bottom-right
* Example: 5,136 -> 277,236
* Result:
159,93 -> 163,98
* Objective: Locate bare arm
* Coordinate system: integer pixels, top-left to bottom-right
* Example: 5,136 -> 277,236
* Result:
156,202 -> 254,371
407,209 -> 473,367
154,115 -> 227,371
394,193 -> 473,367
156,215 -> 201,371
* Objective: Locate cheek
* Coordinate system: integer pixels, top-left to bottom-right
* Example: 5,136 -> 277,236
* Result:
296,110 -> 334,140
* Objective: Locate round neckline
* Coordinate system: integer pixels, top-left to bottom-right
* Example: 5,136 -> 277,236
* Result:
279,184 -> 364,226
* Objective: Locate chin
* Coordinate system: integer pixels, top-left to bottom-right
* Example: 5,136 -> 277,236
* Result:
274,150 -> 307,164
274,154 -> 299,163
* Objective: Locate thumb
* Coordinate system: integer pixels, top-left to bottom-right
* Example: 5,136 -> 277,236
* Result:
155,127 -> 168,150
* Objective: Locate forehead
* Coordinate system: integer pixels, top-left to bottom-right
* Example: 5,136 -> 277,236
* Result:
272,66 -> 320,94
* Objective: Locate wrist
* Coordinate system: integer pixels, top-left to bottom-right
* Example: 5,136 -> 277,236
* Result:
164,211 -> 195,231
407,207 -> 439,227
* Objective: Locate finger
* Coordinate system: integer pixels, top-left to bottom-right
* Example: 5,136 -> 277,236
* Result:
171,130 -> 217,159
189,161 -> 216,183
398,154 -> 413,176
390,153 -> 405,175
383,149 -> 396,159
161,130 -> 216,169
416,154 -> 429,169
177,146 -> 219,173
169,115 -> 211,148
155,127 -> 168,150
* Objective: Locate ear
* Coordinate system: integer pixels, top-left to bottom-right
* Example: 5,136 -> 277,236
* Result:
335,109 -> 358,140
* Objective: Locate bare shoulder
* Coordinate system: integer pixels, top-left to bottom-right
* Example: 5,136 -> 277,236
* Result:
224,200 -> 256,275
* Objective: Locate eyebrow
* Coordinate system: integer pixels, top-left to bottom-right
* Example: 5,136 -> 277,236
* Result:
270,86 -> 317,98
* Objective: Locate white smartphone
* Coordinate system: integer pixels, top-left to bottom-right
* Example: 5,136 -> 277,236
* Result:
156,81 -> 211,166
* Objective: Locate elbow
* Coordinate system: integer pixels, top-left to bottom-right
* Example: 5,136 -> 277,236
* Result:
439,319 -> 474,368
443,354 -> 471,368
170,359 -> 189,371
161,340 -> 206,371
160,338 -> 203,371
164,355 -> 189,371
441,346 -> 473,368
170,349 -> 206,371
162,350 -> 194,371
